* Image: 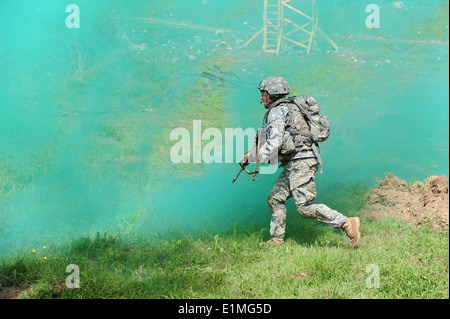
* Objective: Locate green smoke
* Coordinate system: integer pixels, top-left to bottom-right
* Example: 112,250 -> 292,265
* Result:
0,0 -> 448,255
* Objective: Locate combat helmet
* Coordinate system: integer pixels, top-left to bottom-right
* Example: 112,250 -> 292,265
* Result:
258,76 -> 290,97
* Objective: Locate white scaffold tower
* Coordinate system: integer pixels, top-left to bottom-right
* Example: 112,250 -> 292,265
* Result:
243,0 -> 339,55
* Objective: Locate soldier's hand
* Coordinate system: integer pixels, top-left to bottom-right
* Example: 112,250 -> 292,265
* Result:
240,152 -> 249,164
240,149 -> 256,164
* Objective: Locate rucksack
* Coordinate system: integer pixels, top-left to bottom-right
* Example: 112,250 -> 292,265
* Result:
289,95 -> 330,144
263,95 -> 330,173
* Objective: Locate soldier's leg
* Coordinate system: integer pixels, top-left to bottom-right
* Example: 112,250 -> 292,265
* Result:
267,169 -> 292,239
290,159 -> 347,229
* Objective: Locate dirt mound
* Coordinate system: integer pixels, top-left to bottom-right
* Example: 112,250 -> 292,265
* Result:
364,173 -> 449,232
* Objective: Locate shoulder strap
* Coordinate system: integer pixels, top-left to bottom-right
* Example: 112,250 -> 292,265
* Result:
262,97 -> 292,126
288,96 -> 311,122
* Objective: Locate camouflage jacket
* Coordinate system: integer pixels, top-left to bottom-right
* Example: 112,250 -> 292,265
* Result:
258,99 -> 316,165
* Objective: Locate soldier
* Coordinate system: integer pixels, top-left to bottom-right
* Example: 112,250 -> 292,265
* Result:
241,76 -> 361,248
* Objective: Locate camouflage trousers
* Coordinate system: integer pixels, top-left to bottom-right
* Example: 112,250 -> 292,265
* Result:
267,158 -> 347,239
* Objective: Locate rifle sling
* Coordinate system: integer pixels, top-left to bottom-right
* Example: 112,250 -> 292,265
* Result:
251,130 -> 260,181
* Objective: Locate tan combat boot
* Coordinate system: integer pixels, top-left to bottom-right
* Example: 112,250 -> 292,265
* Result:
342,217 -> 361,248
259,237 -> 285,246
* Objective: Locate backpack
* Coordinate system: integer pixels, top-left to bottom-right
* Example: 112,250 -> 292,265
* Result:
263,95 -> 330,173
289,95 -> 330,143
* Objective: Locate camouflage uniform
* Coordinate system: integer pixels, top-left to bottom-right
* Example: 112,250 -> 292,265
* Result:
257,77 -> 347,240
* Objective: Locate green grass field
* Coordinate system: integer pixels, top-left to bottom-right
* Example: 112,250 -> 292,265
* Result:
1,185 -> 448,299
1,0 -> 448,302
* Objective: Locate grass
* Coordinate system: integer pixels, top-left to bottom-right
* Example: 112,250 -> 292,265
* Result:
0,186 -> 448,299
1,2 -> 448,299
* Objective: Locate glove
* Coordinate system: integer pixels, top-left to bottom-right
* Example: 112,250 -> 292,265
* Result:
240,152 -> 249,164
240,149 -> 256,164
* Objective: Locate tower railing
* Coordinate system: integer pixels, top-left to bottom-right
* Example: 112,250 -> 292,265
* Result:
243,0 -> 338,55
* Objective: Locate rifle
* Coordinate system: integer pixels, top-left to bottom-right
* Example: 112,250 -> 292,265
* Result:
231,162 -> 250,183
231,128 -> 265,183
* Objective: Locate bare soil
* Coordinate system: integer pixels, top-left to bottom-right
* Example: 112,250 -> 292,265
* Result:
0,286 -> 26,299
362,173 -> 449,232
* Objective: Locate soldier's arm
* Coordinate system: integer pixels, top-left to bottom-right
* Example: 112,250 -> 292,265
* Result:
258,106 -> 288,164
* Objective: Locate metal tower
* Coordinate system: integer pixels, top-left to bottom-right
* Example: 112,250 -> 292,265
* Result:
243,0 -> 338,55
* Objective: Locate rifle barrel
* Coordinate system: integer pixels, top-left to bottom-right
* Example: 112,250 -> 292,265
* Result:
232,163 -> 248,183
232,167 -> 244,183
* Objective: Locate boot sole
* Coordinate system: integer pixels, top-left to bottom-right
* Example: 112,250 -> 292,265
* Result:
351,217 -> 361,248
